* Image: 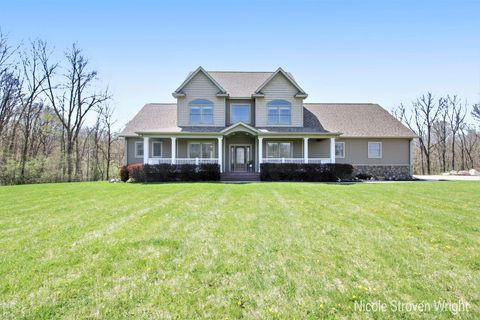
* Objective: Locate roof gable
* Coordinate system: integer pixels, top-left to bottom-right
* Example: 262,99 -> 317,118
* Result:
173,67 -> 227,98
221,122 -> 259,135
254,67 -> 307,98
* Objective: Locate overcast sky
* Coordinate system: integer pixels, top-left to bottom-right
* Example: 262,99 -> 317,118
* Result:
3,0 -> 480,129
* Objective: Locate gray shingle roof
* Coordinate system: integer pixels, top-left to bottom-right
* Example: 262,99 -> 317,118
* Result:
207,72 -> 273,98
120,103 -> 227,136
120,104 -> 179,136
304,103 -> 416,137
120,103 -> 415,138
206,71 -> 298,98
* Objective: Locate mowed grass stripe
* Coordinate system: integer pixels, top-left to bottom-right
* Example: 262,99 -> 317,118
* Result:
0,181 -> 479,319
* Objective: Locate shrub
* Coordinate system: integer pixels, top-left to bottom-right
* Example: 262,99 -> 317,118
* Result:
356,173 -> 372,180
325,163 -> 354,180
127,164 -> 145,182
125,163 -> 220,182
177,164 -> 197,181
198,163 -> 221,181
260,163 -> 353,182
143,164 -> 175,182
119,165 -> 129,182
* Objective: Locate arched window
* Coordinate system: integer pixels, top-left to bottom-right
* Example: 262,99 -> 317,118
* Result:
267,99 -> 291,125
189,99 -> 214,124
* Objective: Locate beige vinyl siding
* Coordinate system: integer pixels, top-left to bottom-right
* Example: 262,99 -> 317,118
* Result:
126,138 -> 143,164
255,73 -> 304,127
308,139 -> 330,158
150,138 -> 172,158
335,138 -> 410,165
262,139 -> 303,158
177,72 -> 226,127
176,139 -> 219,158
126,138 -> 172,165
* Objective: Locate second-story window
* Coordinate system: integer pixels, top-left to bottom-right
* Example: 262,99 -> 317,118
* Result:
267,100 -> 291,125
189,99 -> 214,125
230,104 -> 251,124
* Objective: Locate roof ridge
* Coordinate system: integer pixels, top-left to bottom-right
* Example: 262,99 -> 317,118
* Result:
304,103 -> 377,105
145,103 -> 176,105
207,71 -> 274,73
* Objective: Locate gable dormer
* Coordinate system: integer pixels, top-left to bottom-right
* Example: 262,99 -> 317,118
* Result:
173,67 -> 227,127
253,68 -> 307,127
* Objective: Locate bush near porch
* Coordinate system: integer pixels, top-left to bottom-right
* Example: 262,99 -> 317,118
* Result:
260,163 -> 354,182
122,163 -> 221,182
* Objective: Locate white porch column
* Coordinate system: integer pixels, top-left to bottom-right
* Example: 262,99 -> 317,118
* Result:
171,137 -> 176,164
409,139 -> 414,176
303,137 -> 309,164
330,137 -> 336,164
143,136 -> 149,164
258,137 -> 263,173
217,136 -> 223,173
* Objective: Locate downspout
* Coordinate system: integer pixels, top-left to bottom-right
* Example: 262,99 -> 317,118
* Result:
409,139 -> 414,176
124,138 -> 128,166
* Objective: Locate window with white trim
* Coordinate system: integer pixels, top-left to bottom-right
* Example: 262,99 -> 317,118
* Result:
335,142 -> 345,158
368,142 -> 382,158
267,100 -> 291,125
152,142 -> 162,158
134,141 -> 144,158
189,99 -> 214,124
230,104 -> 251,124
188,142 -> 215,158
266,142 -> 292,158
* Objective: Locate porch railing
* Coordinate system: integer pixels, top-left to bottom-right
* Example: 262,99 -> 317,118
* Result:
147,158 -> 219,165
262,158 -> 332,164
176,158 -> 219,165
146,158 -> 172,165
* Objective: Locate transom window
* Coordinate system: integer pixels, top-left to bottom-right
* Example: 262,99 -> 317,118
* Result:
134,141 -> 143,158
152,142 -> 162,158
189,99 -> 213,124
368,142 -> 382,158
266,142 -> 292,158
230,104 -> 251,124
188,142 -> 215,158
335,142 -> 345,158
267,100 -> 291,125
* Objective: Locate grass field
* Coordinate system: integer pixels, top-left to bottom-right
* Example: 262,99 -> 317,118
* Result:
0,181 -> 479,319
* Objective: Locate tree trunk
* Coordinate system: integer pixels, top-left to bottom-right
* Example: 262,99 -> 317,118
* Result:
451,135 -> 456,170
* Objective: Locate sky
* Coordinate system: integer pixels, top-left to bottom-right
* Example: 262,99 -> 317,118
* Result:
2,0 -> 480,129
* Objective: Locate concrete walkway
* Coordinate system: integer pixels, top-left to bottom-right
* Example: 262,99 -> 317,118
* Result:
414,175 -> 480,181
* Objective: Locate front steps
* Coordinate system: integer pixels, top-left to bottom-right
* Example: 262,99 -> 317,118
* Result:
221,172 -> 260,182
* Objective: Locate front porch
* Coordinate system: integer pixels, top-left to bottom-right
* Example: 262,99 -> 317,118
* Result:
139,134 -> 337,173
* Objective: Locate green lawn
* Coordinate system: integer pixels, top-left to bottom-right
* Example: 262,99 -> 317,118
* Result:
0,181 -> 479,319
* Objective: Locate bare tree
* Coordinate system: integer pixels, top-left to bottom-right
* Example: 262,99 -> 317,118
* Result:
433,98 -> 448,172
473,103 -> 480,124
446,95 -> 467,170
42,43 -> 110,181
18,40 -> 55,182
395,93 -> 444,174
460,125 -> 478,169
0,31 -> 21,141
98,104 -> 116,180
0,35 -> 120,185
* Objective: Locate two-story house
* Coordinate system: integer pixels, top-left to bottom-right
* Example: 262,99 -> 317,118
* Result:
120,67 -> 416,180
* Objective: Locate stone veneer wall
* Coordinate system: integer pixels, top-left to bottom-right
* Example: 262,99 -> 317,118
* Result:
353,165 -> 412,181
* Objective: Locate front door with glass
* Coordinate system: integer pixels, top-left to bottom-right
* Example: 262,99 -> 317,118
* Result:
230,145 -> 251,172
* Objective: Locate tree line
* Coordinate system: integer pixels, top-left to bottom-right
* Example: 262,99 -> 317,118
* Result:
393,93 -> 480,175
0,32 -> 122,184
